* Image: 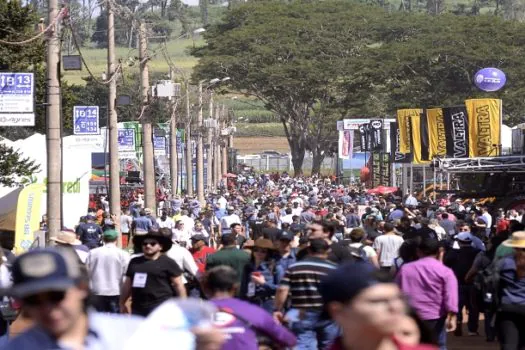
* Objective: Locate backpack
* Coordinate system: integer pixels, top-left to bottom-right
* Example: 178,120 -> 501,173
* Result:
473,256 -> 502,325
347,243 -> 367,262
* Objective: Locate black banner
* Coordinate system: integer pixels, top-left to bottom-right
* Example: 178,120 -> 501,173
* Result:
443,106 -> 469,158
371,151 -> 391,187
370,119 -> 383,151
359,124 -> 371,152
420,111 -> 430,161
390,122 -> 412,163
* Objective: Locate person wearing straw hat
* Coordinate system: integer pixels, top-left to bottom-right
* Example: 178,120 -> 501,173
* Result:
240,238 -> 279,313
50,230 -> 89,264
120,229 -> 186,316
496,231 -> 525,349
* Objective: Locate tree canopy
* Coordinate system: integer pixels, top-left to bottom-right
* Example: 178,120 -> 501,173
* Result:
0,144 -> 39,186
192,0 -> 525,174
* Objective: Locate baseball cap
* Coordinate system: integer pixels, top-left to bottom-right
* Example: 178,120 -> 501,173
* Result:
320,262 -> 384,304
103,229 -> 118,240
9,248 -> 82,299
191,234 -> 207,242
456,232 -> 473,242
278,231 -> 294,241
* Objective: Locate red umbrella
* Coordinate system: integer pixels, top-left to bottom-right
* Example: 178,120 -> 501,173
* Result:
367,186 -> 398,195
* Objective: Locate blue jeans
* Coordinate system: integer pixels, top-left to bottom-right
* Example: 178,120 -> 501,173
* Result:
0,321 -> 8,347
426,317 -> 447,350
457,285 -> 479,333
290,310 -> 339,350
92,295 -> 120,313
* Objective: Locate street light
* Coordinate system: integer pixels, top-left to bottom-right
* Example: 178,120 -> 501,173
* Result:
193,28 -> 206,34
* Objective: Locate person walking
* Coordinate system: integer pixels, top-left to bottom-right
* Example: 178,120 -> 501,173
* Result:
1,249 -> 144,349
86,229 -> 130,313
206,234 -> 251,284
373,222 -> 404,272
496,231 -> 525,350
443,232 -> 481,336
274,238 -> 338,350
320,262 -> 437,350
75,214 -> 103,249
204,265 -> 297,350
120,230 -> 186,316
397,238 -> 458,350
240,238 -> 279,313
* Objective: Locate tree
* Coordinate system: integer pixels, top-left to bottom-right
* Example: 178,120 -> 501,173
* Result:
192,1 -> 382,175
0,144 -> 39,186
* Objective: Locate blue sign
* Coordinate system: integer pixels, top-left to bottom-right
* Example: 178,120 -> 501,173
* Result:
154,136 -> 166,150
73,106 -> 99,135
0,73 -> 35,126
118,128 -> 135,151
474,67 -> 506,92
0,73 -> 33,95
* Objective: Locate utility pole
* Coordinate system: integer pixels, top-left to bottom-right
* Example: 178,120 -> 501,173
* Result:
221,105 -> 228,175
139,21 -> 156,213
107,0 -> 121,243
169,93 -> 178,196
214,104 -> 221,189
196,82 -> 204,204
185,83 -> 193,196
46,0 -> 62,240
206,91 -> 213,192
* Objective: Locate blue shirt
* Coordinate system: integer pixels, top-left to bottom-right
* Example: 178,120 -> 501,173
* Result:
76,223 -> 103,249
134,216 -> 152,231
1,312 -> 143,350
276,249 -> 297,283
500,255 -> 525,305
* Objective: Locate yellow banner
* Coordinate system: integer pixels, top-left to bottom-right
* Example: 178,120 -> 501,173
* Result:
466,99 -> 502,157
397,109 -> 421,154
427,108 -> 446,159
410,113 -> 430,164
14,184 -> 45,254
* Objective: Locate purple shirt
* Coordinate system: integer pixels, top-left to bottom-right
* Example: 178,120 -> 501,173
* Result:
211,297 -> 296,350
396,257 -> 458,320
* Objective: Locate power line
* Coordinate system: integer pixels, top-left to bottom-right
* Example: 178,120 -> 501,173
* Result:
0,8 -> 66,46
67,21 -> 122,85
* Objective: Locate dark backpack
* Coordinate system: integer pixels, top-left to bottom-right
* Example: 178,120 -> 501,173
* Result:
347,243 -> 367,262
474,257 -> 503,325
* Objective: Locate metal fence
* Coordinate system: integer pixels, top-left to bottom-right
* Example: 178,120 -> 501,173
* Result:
237,154 -> 337,173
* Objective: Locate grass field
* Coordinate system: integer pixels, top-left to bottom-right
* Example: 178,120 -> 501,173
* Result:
63,38 -> 203,85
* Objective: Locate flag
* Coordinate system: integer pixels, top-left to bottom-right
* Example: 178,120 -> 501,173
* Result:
397,109 -> 421,154
338,130 -> 353,159
369,119 -> 383,151
390,122 -> 412,163
358,124 -> 371,152
15,184 -> 45,254
465,98 -> 502,157
427,108 -> 446,159
410,112 -> 430,164
442,106 -> 469,158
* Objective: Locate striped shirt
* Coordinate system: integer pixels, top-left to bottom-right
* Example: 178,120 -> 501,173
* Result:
279,256 -> 337,310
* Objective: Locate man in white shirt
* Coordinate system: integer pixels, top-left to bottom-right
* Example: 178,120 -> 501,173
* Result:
179,210 -> 195,231
217,195 -> 228,210
120,209 -> 133,236
157,209 -> 175,230
220,207 -> 241,235
172,220 -> 191,247
481,207 -> 493,237
405,192 -> 418,207
86,229 -> 130,313
373,223 -> 404,271
291,202 -> 303,216
280,208 -> 294,226
162,227 -> 199,284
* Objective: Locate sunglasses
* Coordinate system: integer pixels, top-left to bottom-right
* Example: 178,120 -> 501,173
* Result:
142,240 -> 159,247
23,291 -> 66,306
253,248 -> 268,253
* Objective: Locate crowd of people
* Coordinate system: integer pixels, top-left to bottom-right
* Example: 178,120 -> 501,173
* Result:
1,172 -> 525,350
